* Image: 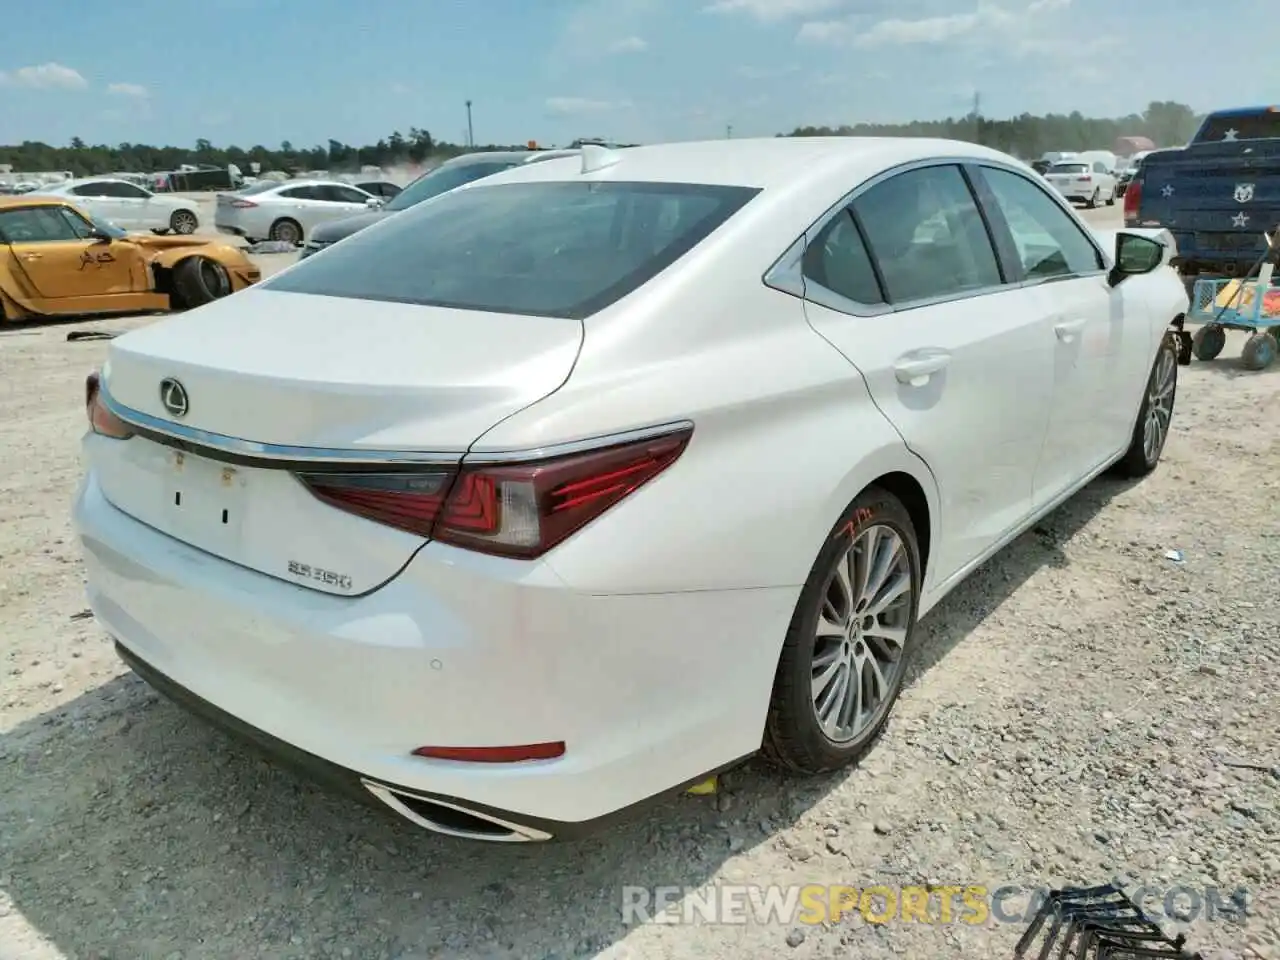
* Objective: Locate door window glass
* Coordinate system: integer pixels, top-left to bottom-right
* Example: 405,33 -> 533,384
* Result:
852,164 -> 1003,304
980,166 -> 1103,279
0,206 -> 83,242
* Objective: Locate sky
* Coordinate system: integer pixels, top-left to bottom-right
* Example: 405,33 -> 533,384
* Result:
1,0 -> 1277,150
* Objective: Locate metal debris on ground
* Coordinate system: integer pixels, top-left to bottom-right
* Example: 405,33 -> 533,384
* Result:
1014,881 -> 1203,959
66,330 -> 119,342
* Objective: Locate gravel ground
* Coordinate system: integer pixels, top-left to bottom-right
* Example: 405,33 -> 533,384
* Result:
1,207 -> 1277,960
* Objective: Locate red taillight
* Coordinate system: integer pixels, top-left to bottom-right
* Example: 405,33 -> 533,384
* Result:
230,199 -> 257,208
412,742 -> 565,763
296,425 -> 692,559
84,371 -> 134,440
1080,174 -> 1092,181
1123,177 -> 1142,220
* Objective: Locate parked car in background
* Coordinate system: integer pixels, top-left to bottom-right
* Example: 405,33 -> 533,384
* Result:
76,138 -> 1187,840
1115,151 -> 1152,198
213,179 -> 380,245
355,180 -> 402,201
32,178 -> 203,234
0,195 -> 257,321
1044,160 -> 1117,207
300,149 -> 577,258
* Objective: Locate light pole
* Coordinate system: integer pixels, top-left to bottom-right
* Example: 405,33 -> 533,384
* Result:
726,124 -> 733,139
465,100 -> 474,148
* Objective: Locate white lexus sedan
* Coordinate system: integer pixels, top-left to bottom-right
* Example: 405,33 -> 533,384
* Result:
74,138 -> 1189,842
32,177 -> 202,233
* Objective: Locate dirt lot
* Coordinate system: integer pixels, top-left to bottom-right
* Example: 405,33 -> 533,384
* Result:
1,207 -> 1278,960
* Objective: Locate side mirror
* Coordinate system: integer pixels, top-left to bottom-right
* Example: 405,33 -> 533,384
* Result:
1108,233 -> 1165,286
365,198 -> 382,209
88,228 -> 113,242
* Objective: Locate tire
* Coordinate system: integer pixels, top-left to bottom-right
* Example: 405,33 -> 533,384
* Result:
1192,324 -> 1226,361
169,209 -> 199,235
269,218 -> 303,245
152,228 -> 171,236
1241,331 -> 1278,371
1105,187 -> 1116,206
1086,189 -> 1099,209
172,257 -> 232,309
763,488 -> 922,775
1112,336 -> 1178,478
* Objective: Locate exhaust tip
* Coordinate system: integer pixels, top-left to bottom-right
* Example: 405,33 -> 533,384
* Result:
361,779 -> 552,843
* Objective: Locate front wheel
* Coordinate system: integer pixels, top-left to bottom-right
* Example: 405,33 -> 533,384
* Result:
763,488 -> 921,775
1111,337 -> 1178,478
170,209 -> 198,235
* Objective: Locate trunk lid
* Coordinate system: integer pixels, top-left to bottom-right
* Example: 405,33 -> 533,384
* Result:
94,288 -> 583,594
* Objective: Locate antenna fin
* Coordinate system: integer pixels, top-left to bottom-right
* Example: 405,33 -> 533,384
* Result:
580,144 -> 622,174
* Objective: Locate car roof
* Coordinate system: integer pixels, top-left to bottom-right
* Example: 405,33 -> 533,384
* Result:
477,137 -> 1028,190
0,194 -> 75,210
57,177 -> 136,187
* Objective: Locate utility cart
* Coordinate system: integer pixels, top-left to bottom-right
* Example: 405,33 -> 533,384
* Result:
1186,223 -> 1280,370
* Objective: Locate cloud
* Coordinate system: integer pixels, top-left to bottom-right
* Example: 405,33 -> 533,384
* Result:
107,82 -> 148,98
0,62 -> 88,90
607,35 -> 649,53
798,0 -> 1068,49
545,96 -> 629,116
705,0 -> 844,20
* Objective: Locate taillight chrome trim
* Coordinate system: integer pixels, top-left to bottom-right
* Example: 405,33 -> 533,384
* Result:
463,419 -> 696,464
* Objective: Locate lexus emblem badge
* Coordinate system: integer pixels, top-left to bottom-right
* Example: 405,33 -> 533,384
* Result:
159,378 -> 189,418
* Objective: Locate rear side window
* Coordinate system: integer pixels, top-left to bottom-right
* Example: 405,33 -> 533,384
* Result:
802,210 -> 883,305
279,186 -> 318,200
265,181 -> 760,319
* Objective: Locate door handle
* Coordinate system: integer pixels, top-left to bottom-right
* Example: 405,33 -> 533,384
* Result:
21,253 -> 42,261
893,351 -> 951,385
1054,317 -> 1088,341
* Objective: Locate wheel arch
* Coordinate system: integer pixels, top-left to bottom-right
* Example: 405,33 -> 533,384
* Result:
816,444 -> 940,589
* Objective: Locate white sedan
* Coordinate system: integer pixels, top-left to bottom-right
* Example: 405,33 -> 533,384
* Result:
213,179 -> 380,245
1043,159 -> 1118,208
74,138 -> 1188,841
32,177 -> 201,233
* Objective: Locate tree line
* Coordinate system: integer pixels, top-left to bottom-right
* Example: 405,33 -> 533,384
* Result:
783,101 -> 1203,159
0,101 -> 1203,176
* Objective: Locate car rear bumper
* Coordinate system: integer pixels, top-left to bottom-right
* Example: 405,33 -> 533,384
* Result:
73,467 -> 790,836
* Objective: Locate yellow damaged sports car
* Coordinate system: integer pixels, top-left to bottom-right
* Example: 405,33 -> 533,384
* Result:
0,195 -> 260,322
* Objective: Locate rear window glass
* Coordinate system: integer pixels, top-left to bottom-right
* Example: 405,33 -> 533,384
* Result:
1048,163 -> 1088,174
1196,111 -> 1280,143
265,181 -> 760,319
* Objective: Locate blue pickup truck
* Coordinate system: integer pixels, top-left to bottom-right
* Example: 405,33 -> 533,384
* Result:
1125,105 -> 1280,277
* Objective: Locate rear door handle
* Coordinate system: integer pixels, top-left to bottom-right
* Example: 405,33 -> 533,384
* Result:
893,351 -> 952,385
21,253 -> 42,261
1054,317 -> 1088,341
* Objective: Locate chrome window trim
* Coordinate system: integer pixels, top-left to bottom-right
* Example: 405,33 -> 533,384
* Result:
763,154 -> 1112,320
101,383 -> 692,469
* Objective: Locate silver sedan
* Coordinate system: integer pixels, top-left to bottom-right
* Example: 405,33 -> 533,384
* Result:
214,180 -> 381,245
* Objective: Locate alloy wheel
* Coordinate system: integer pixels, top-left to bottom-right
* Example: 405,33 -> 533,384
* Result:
1143,346 -> 1176,464
810,524 -> 913,744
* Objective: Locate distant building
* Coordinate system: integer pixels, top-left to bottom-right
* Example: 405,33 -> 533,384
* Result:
1113,135 -> 1156,157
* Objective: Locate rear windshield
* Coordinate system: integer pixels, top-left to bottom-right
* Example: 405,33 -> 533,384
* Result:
265,180 -> 760,319
1196,111 -> 1280,143
1048,163 -> 1088,174
384,161 -> 519,211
